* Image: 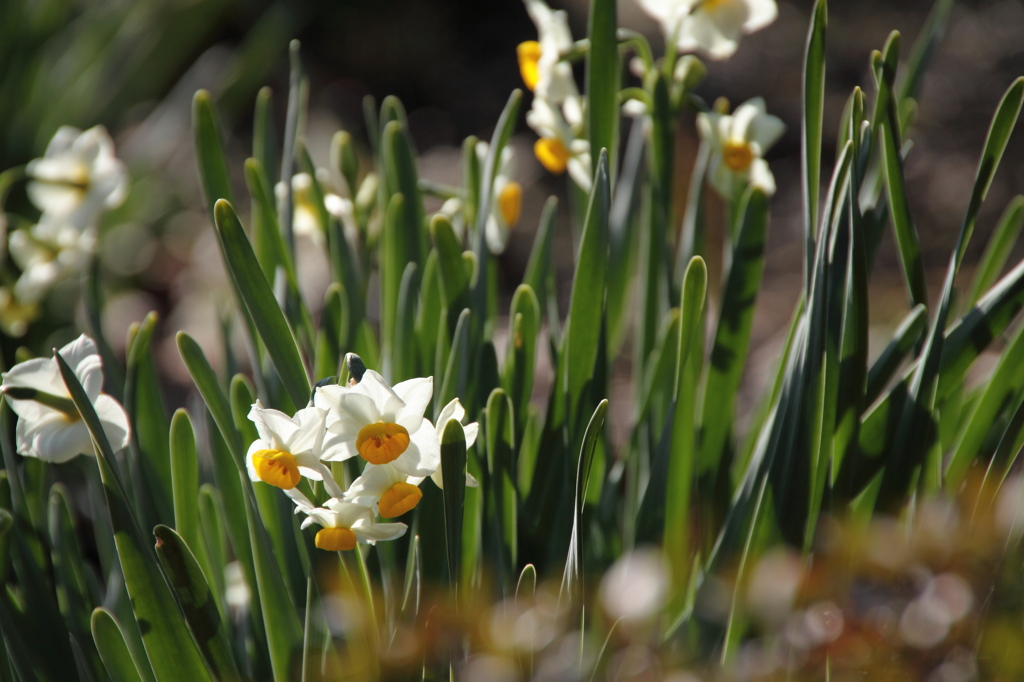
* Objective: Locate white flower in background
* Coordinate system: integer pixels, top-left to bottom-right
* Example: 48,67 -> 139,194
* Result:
478,142 -> 523,255
526,97 -> 592,191
0,334 -> 129,463
637,0 -> 778,60
27,126 -> 128,232
430,398 -> 480,490
291,494 -> 407,551
314,371 -> 440,478
437,197 -> 467,242
245,402 -> 344,498
697,97 -> 784,199
7,225 -> 95,304
518,0 -> 580,109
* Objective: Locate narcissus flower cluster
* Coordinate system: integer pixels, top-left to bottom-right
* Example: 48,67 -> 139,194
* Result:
2,126 -> 128,336
246,368 -> 477,551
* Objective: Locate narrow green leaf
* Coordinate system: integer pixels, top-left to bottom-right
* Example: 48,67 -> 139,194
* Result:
193,90 -> 235,214
437,309 -> 472,416
699,188 -> 769,472
49,484 -> 103,680
946,321 -> 1024,489
897,0 -> 956,103
214,199 -> 310,408
881,77 -> 1024,504
440,420 -> 467,592
802,0 -> 828,248
392,262 -> 421,382
585,0 -> 618,180
91,609 -> 145,682
154,525 -> 242,681
55,352 -> 215,682
968,196 -> 1024,306
563,149 -> 610,435
561,399 -> 608,598
864,304 -> 927,405
664,256 -> 707,606
125,311 -> 173,529
877,33 -> 927,308
431,214 -> 470,333
485,388 -> 517,585
502,284 -> 541,442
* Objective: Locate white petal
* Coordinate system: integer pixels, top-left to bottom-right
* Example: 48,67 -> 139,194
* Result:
743,0 -> 778,32
248,401 -> 300,449
435,399 -> 465,430
678,10 -> 741,60
18,412 -> 92,462
319,429 -> 358,462
2,356 -> 65,401
354,521 -> 408,544
393,376 -> 433,432
463,422 -> 480,450
340,389 -> 382,427
245,440 -> 270,482
357,371 -> 405,421
748,159 -> 777,196
286,406 -> 327,455
94,394 -> 130,452
391,421 -> 440,478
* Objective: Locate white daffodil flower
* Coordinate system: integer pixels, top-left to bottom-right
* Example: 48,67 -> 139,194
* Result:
314,370 -> 440,478
430,398 -> 480,490
0,334 -> 129,463
245,401 -> 344,497
344,463 -> 427,519
526,97 -> 592,192
518,0 -> 579,106
477,142 -> 523,255
27,126 -> 128,232
637,0 -> 778,61
697,97 -> 785,199
7,224 -> 95,304
292,495 -> 407,551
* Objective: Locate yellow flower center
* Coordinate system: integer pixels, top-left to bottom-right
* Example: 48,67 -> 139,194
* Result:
252,449 -> 301,489
722,140 -> 754,172
498,181 -> 522,228
315,527 -> 357,552
356,422 -> 410,465
378,482 -> 423,518
534,138 -> 569,175
517,41 -> 542,91
699,0 -> 731,14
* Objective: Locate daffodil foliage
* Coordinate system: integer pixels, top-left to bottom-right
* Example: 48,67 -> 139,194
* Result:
5,0 -> 1024,678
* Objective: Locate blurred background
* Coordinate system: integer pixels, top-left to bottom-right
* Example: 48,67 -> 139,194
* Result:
2,0 -> 1023,417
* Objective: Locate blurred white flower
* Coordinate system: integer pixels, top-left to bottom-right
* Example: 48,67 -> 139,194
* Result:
697,97 -> 784,199
430,398 -> 480,490
27,126 -> 128,232
519,0 -> 579,107
245,401 -> 343,496
526,97 -> 592,191
637,0 -> 777,60
478,142 -> 523,255
7,224 -> 95,304
292,495 -> 407,551
599,546 -> 669,624
0,334 -> 129,463
314,370 -> 440,478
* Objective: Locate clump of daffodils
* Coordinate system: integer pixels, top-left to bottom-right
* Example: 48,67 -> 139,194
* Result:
518,0 -> 592,190
1,126 -> 128,336
245,362 -> 477,551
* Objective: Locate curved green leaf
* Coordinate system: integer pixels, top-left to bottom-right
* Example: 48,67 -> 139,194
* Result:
91,608 -> 146,682
214,199 -> 310,408
55,352 -> 215,682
